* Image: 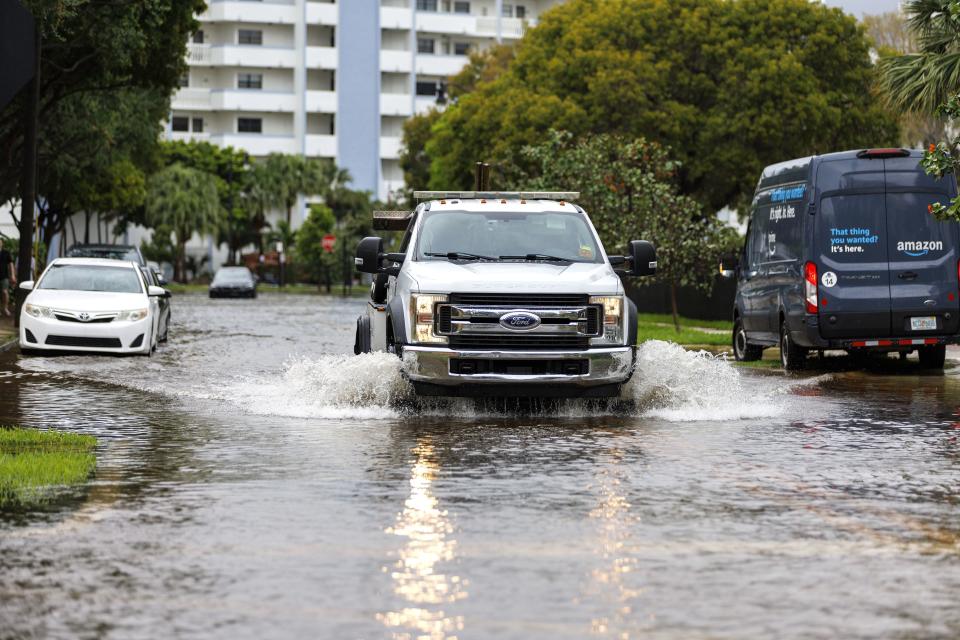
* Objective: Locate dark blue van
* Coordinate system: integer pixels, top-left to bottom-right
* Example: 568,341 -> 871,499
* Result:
727,148 -> 960,370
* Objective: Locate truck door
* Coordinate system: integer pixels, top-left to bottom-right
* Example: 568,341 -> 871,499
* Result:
884,157 -> 960,337
815,160 -> 891,338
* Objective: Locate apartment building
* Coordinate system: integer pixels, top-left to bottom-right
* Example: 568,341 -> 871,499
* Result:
169,0 -> 564,211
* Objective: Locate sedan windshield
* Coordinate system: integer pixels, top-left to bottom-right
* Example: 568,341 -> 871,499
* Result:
415,210 -> 603,263
68,247 -> 140,262
213,269 -> 253,285
38,265 -> 143,293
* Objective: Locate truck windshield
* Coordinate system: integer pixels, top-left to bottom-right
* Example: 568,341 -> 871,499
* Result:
415,210 -> 603,263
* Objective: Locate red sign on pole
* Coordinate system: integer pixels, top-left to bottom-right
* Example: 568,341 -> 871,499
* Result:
322,234 -> 336,253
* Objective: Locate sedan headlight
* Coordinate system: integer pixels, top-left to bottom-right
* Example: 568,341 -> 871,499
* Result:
24,303 -> 53,319
589,295 -> 624,345
117,308 -> 149,321
410,294 -> 448,344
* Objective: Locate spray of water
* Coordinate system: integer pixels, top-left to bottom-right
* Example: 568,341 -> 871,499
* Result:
227,341 -> 787,422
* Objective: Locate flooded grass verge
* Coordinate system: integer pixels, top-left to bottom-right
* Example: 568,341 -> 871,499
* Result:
0,427 -> 96,509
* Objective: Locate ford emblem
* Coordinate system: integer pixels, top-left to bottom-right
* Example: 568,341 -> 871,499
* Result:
499,311 -> 541,331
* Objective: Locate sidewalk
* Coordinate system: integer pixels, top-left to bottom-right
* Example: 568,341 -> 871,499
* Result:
0,313 -> 16,352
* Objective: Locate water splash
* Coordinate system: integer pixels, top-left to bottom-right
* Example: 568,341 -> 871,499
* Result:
225,341 -> 787,422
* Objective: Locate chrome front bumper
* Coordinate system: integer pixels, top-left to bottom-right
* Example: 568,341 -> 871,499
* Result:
402,345 -> 635,387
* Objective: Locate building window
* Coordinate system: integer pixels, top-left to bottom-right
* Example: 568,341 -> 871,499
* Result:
238,29 -> 263,45
171,116 -> 189,132
178,72 -> 189,88
238,73 -> 263,89
192,30 -> 204,44
416,0 -> 438,10
417,38 -> 435,54
516,5 -> 526,19
453,1 -> 470,14
238,117 -> 262,133
454,42 -> 470,56
192,117 -> 204,133
416,81 -> 437,97
502,4 -> 513,17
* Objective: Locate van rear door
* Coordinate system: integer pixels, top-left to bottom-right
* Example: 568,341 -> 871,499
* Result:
884,156 -> 960,337
815,159 -> 891,338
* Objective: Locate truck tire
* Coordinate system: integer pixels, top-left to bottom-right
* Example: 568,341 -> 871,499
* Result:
780,320 -> 806,371
354,315 -> 371,354
733,317 -> 762,361
918,344 -> 946,370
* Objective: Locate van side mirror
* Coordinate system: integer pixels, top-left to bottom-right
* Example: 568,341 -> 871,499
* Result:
719,254 -> 738,279
19,280 -> 34,291
629,240 -> 657,277
355,236 -> 405,276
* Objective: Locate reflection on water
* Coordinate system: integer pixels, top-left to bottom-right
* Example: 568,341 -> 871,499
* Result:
378,439 -> 467,640
585,450 -> 642,639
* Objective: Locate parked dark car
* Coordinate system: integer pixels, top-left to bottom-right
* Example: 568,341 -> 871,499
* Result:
209,267 -> 257,299
67,244 -> 146,266
140,265 -> 172,342
725,148 -> 960,370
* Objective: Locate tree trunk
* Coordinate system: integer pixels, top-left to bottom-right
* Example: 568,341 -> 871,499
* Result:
670,280 -> 681,332
175,231 -> 187,283
83,211 -> 91,244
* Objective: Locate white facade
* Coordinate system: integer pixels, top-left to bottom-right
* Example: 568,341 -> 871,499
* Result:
169,0 -> 564,203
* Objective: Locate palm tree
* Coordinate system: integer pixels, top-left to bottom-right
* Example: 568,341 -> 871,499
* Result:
146,163 -> 221,282
877,1 -> 960,114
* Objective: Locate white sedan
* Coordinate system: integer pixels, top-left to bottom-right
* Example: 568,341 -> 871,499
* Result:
19,258 -> 166,356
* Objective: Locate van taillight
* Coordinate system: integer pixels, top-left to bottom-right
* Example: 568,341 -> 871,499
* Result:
804,261 -> 818,313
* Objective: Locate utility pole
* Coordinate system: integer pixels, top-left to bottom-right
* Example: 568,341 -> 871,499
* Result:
15,21 -> 40,326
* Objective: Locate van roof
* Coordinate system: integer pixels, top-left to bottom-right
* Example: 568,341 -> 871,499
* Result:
759,148 -> 924,187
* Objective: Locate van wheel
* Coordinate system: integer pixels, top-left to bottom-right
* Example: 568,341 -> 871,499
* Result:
733,317 -> 762,361
354,316 -> 372,354
780,321 -> 806,371
918,344 -> 946,370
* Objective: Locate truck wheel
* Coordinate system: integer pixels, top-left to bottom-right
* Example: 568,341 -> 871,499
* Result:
733,317 -> 762,361
354,315 -> 371,354
780,321 -> 806,371
918,344 -> 946,370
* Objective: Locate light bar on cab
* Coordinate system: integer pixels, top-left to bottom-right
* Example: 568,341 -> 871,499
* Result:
372,210 -> 414,231
413,191 -> 581,201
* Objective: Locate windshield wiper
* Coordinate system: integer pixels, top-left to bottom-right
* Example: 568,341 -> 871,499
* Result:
425,251 -> 498,261
500,253 -> 572,262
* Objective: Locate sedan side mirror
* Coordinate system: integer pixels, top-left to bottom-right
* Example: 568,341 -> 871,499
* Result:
147,285 -> 166,297
629,240 -> 657,277
19,280 -> 34,291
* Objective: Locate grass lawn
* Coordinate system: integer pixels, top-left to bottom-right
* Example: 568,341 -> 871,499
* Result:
0,428 -> 97,508
637,314 -> 732,348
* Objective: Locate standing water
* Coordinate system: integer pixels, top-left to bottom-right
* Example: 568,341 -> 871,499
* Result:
1,294 -> 958,639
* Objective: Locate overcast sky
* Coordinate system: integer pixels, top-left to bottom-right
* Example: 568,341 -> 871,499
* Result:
823,0 -> 901,18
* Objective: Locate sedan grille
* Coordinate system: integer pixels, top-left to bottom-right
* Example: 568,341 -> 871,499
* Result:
45,335 -> 122,348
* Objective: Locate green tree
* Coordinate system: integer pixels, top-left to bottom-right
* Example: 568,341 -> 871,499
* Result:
522,131 -> 729,330
145,164 -> 221,283
0,0 -> 202,205
294,204 -> 337,290
877,1 -> 960,115
418,0 -> 898,213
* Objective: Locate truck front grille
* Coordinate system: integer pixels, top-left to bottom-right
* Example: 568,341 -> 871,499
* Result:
449,335 -> 590,350
449,293 -> 589,306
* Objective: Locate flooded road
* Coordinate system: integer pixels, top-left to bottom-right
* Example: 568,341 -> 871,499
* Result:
1,294 -> 959,639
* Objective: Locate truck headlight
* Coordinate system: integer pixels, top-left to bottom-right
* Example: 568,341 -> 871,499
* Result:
24,303 -> 53,318
410,294 -> 448,344
589,295 -> 624,345
117,308 -> 149,321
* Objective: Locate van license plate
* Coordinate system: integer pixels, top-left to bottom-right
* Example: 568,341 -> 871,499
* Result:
910,316 -> 937,331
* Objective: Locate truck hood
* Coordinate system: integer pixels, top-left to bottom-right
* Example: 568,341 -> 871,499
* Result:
405,261 -> 622,295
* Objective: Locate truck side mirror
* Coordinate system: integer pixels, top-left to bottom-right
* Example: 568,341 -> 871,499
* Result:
629,240 -> 656,277
355,237 -> 384,274
718,254 -> 737,279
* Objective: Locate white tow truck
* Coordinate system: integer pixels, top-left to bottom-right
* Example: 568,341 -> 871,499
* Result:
353,191 -> 657,398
